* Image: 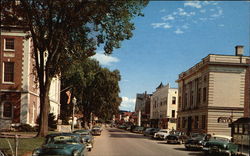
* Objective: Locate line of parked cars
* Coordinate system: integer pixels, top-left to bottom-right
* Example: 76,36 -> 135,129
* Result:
32,125 -> 103,156
117,124 -> 241,156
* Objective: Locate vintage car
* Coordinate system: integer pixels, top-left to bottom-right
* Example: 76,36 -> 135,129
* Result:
73,129 -> 94,151
203,135 -> 239,156
185,133 -> 211,150
91,126 -> 102,136
143,128 -> 154,136
153,129 -> 171,140
166,131 -> 189,144
32,133 -> 87,156
131,126 -> 145,133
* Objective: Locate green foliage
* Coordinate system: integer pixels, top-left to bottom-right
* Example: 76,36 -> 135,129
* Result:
61,58 -> 122,124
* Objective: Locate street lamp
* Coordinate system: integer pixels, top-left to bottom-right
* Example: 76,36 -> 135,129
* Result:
71,97 -> 77,132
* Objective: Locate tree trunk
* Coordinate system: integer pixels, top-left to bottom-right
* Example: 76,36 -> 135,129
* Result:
36,78 -> 52,137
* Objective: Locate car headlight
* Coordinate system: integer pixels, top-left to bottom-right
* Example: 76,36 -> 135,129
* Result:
73,150 -> 80,156
32,149 -> 41,156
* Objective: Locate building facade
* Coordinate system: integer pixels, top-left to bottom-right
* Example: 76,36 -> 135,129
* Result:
135,91 -> 151,127
150,83 -> 178,129
0,26 -> 61,129
176,46 -> 249,136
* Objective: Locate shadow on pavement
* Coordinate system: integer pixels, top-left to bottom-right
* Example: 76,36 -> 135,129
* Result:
174,148 -> 204,156
109,133 -> 147,139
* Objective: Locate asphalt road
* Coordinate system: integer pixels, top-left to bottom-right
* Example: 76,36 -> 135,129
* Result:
88,127 -> 204,156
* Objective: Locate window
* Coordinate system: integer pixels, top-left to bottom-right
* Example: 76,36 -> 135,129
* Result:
4,38 -> 15,50
172,110 -> 175,118
194,116 -> 199,129
203,87 -> 207,102
178,96 -> 181,108
172,96 -> 176,104
197,88 -> 201,104
177,118 -> 180,128
202,115 -> 206,129
3,102 -> 12,118
3,62 -> 14,82
182,117 -> 186,128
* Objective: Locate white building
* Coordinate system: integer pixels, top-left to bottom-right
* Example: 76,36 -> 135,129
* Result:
150,83 -> 178,129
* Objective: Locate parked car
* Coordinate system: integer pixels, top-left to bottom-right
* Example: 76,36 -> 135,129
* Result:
132,126 -> 145,133
91,126 -> 102,136
203,135 -> 239,156
143,128 -> 155,136
73,129 -> 94,151
143,128 -> 160,137
153,129 -> 171,140
166,131 -> 189,144
185,133 -> 211,150
32,133 -> 87,156
118,124 -> 127,129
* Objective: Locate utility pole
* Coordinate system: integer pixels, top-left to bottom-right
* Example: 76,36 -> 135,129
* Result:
71,97 -> 77,132
138,110 -> 141,126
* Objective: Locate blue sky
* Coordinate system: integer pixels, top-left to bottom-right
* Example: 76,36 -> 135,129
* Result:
92,1 -> 250,111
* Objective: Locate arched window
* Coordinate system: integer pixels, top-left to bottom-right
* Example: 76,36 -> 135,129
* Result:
3,102 -> 12,118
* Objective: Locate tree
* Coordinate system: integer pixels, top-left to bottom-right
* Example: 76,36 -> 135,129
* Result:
1,0 -> 148,136
61,58 -> 121,127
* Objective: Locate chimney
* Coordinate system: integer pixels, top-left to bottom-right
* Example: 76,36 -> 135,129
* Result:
235,45 -> 244,56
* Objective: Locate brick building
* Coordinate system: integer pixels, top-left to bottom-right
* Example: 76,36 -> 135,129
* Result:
176,46 -> 249,136
0,26 -> 61,129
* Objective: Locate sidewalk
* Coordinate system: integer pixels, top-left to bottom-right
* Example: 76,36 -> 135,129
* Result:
238,145 -> 250,156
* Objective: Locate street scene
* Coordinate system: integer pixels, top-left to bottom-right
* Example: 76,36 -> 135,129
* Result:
0,0 -> 250,156
89,127 -> 202,156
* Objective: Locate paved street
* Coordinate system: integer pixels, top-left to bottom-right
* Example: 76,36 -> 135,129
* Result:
89,127 -> 203,156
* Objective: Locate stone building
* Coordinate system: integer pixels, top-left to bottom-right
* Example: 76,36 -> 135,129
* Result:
150,83 -> 178,129
176,46 -> 249,136
0,26 -> 61,129
135,92 -> 151,127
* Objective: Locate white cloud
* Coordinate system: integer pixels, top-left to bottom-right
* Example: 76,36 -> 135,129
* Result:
184,1 -> 202,9
163,23 -> 172,29
162,15 -> 175,21
151,23 -> 166,28
211,9 -> 223,18
182,24 -> 189,29
178,8 -> 184,12
91,52 -> 119,66
120,96 -> 136,111
174,28 -> 184,34
218,24 -> 224,27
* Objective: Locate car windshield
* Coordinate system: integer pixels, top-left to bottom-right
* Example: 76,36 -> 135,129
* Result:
46,135 -> 79,144
145,128 -> 153,131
